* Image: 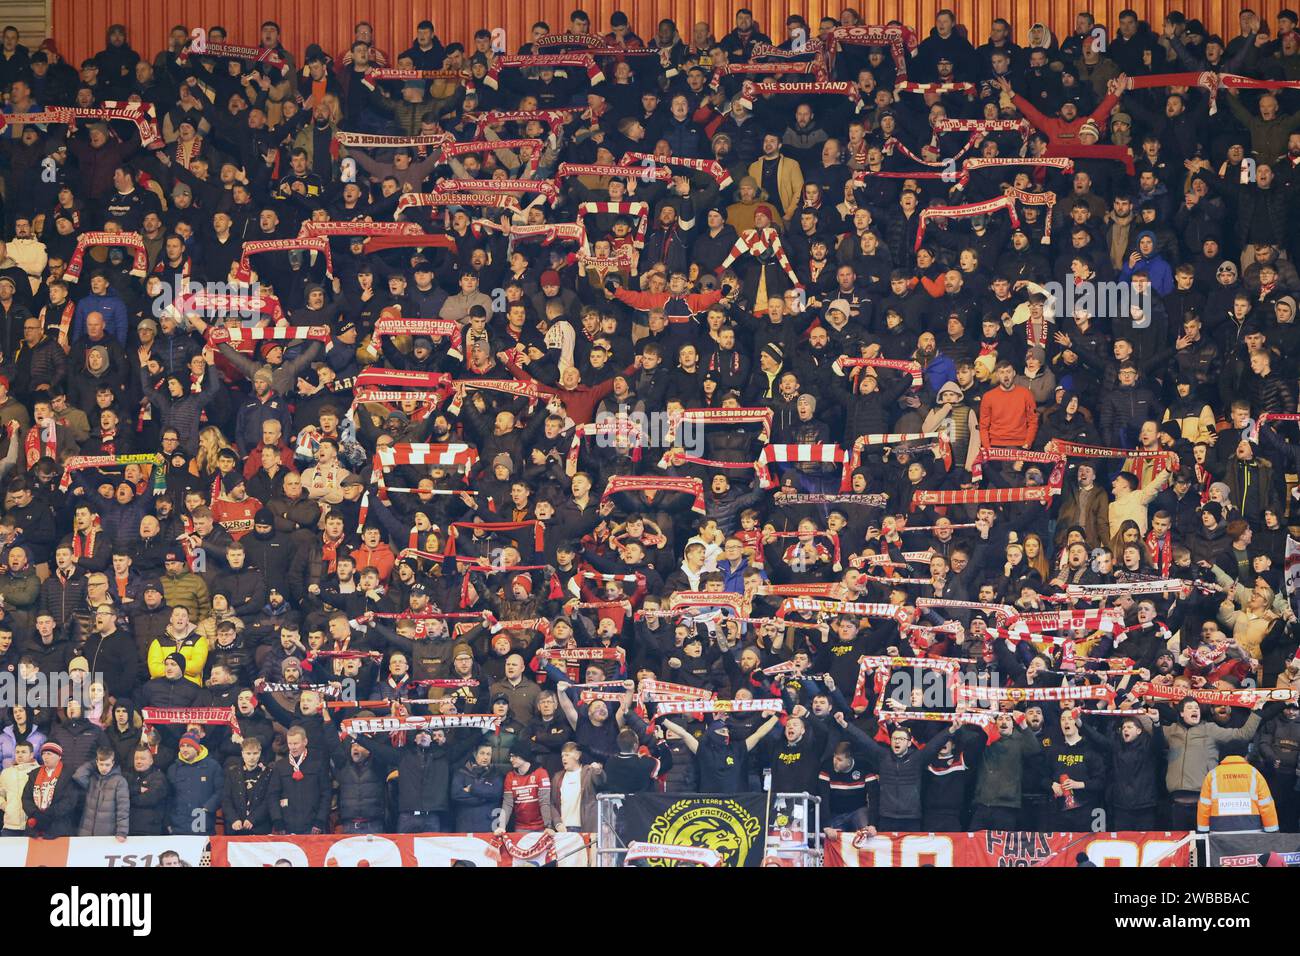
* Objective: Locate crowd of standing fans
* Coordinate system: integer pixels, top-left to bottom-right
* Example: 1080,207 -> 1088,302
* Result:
0,5 -> 1295,844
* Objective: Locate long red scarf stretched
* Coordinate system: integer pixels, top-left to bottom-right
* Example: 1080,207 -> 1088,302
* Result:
714,61 -> 828,94
897,81 -> 976,96
1044,142 -> 1135,176
933,117 -> 1033,139
740,79 -> 860,102
601,475 -> 705,514
838,357 -> 923,390
912,485 -> 1052,509
957,684 -> 1115,705
970,446 -> 1066,495
468,108 -> 580,136
1125,71 -> 1300,114
674,406 -> 773,442
827,25 -> 917,76
63,232 -> 147,281
848,432 -> 953,480
620,151 -> 733,189
297,220 -> 424,239
334,130 -> 453,149
372,318 -> 464,354
59,453 -> 162,492
179,41 -> 287,73
444,520 -> 545,557
916,196 -> 1018,251
341,714 -> 501,735
142,706 -> 241,733
206,324 -> 330,345
1130,682 -> 1297,708
236,237 -> 333,282
482,54 -> 604,90
165,290 -> 284,323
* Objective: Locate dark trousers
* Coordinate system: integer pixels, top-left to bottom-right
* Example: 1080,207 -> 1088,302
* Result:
1169,792 -> 1199,831
878,815 -> 922,832
339,818 -> 385,834
923,810 -> 963,832
398,811 -> 443,833
1112,808 -> 1157,831
969,805 -> 1020,830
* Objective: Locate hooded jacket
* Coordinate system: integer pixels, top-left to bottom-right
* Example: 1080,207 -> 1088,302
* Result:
74,760 -> 130,837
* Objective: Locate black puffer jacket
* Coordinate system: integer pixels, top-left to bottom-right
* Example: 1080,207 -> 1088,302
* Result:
332,750 -> 388,824
126,766 -> 169,835
1083,720 -> 1164,811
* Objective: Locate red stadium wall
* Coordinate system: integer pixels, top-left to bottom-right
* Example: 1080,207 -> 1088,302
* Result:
47,1 -> 1286,68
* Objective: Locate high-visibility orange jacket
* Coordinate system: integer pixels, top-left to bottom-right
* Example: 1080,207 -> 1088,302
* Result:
1197,756 -> 1279,833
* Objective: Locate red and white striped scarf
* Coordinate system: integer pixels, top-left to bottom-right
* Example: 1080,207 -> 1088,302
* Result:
468,109 -> 579,136
206,323 -> 330,345
897,81 -> 976,96
63,232 -> 148,281
620,151 -> 733,189
912,484 -> 1051,509
916,596 -> 1017,624
1004,186 -> 1058,245
483,54 -> 604,90
576,200 -> 650,249
755,443 -> 847,489
719,228 -> 802,288
672,406 -> 773,442
1064,580 -> 1193,600
915,195 -> 1018,251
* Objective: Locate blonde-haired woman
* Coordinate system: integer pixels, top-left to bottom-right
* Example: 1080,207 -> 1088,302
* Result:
189,425 -> 233,486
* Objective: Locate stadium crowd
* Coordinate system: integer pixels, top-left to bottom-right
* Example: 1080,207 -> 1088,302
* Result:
0,5 -> 1295,845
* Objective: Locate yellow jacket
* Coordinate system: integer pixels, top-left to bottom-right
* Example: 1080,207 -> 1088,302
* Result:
147,629 -> 210,686
1197,756 -> 1279,833
747,156 -> 804,222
